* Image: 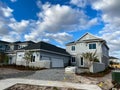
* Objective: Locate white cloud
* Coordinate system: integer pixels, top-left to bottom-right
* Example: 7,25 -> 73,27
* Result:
0,2 -> 29,42
8,20 -> 29,33
0,4 -> 13,36
92,0 -> 120,58
25,2 -> 98,44
1,31 -> 20,42
0,1 -> 98,46
0,6 -> 13,17
70,0 -> 88,8
45,32 -> 73,44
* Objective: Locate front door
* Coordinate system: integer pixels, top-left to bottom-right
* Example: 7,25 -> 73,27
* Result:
80,57 -> 84,67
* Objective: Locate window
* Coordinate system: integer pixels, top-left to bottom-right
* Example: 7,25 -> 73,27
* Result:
71,46 -> 75,51
18,45 -> 21,49
89,43 -> 96,49
19,55 -> 22,57
31,56 -> 35,62
71,57 -> 75,63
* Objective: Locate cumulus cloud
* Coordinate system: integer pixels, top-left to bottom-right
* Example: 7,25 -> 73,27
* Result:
0,0 -> 98,45
45,32 -> 73,44
0,3 -> 13,37
91,0 -> 120,57
0,6 -> 13,17
25,2 -> 98,44
8,20 -> 29,33
1,31 -> 20,42
0,2 -> 28,42
70,0 -> 88,8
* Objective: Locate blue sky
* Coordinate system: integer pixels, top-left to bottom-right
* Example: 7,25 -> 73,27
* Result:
0,0 -> 120,58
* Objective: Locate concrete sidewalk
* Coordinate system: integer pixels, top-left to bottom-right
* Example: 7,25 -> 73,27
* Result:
0,78 -> 101,90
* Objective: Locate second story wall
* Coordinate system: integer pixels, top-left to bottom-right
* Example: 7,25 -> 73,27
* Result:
102,44 -> 109,57
0,42 -> 10,51
66,41 -> 102,56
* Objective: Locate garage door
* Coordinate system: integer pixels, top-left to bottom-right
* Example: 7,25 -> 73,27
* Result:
52,58 -> 64,68
41,56 -> 50,60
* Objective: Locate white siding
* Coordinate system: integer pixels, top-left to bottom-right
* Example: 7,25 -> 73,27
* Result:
78,33 -> 99,41
66,33 -> 109,67
40,51 -> 69,67
16,51 -> 69,68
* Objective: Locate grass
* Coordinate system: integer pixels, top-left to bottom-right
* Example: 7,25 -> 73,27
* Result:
0,64 -> 46,71
76,67 -> 112,77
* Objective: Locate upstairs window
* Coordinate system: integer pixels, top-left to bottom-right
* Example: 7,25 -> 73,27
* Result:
89,43 -> 96,49
71,57 -> 75,63
71,46 -> 75,51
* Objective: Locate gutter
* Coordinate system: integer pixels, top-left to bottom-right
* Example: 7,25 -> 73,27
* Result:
15,49 -> 70,57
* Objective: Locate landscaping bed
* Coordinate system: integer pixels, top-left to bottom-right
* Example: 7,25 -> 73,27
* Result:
0,64 -> 46,71
5,84 -> 80,90
77,67 -> 112,77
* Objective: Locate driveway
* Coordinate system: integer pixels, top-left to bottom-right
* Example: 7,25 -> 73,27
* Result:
24,68 -> 75,81
0,68 -> 74,82
0,68 -> 35,79
0,68 -> 112,83
0,68 -> 113,89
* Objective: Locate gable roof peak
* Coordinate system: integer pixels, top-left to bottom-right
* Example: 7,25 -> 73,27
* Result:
77,32 -> 104,41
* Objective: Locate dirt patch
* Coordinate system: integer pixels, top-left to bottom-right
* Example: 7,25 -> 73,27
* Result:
0,68 -> 24,75
5,84 -> 80,90
0,65 -> 46,71
77,67 -> 111,77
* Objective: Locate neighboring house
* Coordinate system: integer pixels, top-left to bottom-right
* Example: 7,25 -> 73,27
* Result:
0,40 -> 10,52
0,40 -> 35,64
8,41 -> 35,64
16,41 -> 70,68
66,33 -> 109,68
109,56 -> 120,64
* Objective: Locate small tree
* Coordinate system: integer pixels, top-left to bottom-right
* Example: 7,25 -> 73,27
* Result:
82,51 -> 99,68
23,51 -> 33,66
0,53 -> 9,64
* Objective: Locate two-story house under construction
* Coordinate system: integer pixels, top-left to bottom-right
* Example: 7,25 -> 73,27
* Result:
66,33 -> 109,68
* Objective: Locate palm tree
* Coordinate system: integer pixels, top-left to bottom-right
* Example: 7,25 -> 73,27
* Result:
82,51 -> 99,68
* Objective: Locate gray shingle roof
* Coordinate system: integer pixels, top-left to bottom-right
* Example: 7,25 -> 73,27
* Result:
12,41 -> 35,44
21,41 -> 70,56
109,56 -> 119,59
0,40 -> 10,44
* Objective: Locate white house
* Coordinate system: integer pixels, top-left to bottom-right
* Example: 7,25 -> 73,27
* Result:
109,56 -> 120,64
66,33 -> 109,68
0,40 -> 35,64
16,41 -> 70,68
0,33 -> 109,69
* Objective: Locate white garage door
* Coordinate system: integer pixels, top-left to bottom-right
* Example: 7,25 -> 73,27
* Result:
52,58 -> 64,68
41,56 -> 50,60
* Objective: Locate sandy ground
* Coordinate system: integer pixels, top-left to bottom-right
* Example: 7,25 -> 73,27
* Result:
0,68 -> 113,89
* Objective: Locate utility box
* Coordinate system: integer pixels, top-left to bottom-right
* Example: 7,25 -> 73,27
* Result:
112,70 -> 120,83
